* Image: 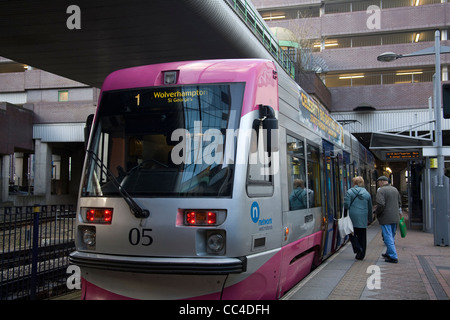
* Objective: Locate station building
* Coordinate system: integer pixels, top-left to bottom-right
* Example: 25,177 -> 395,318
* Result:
0,57 -> 97,207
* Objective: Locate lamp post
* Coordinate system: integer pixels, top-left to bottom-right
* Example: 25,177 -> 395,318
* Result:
377,30 -> 450,246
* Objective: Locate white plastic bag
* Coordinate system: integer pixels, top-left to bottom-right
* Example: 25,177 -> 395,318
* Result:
338,207 -> 354,237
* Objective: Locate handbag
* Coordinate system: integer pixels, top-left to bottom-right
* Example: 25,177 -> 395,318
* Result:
399,216 -> 407,238
338,206 -> 354,237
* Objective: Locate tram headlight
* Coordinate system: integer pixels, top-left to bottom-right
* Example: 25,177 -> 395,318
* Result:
83,229 -> 96,246
206,231 -> 225,255
164,70 -> 178,84
78,226 -> 96,249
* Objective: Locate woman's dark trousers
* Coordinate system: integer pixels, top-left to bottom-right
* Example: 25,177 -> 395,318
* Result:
349,227 -> 367,260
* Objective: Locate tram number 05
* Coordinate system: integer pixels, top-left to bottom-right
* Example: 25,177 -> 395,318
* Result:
128,228 -> 153,246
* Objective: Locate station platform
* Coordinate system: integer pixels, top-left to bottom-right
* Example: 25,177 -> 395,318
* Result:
283,220 -> 450,300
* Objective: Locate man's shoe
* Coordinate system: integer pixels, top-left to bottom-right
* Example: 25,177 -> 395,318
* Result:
382,253 -> 390,258
385,257 -> 398,263
356,248 -> 364,260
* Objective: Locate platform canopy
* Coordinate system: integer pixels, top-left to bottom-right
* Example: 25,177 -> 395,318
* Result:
370,131 -> 433,161
0,0 -> 273,88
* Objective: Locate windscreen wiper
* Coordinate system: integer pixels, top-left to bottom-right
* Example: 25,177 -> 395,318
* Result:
86,150 -> 150,219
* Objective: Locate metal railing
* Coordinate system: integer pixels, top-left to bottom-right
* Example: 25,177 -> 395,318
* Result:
0,205 -> 76,300
225,0 -> 296,78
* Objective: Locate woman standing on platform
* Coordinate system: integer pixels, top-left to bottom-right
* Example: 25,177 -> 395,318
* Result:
344,176 -> 373,260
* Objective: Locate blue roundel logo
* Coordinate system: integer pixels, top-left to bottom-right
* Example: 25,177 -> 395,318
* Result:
250,202 -> 260,223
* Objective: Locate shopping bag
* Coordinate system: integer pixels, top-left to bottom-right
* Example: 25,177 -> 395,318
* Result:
399,216 -> 407,238
338,207 -> 354,237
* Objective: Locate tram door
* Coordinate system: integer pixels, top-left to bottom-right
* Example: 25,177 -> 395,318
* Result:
343,151 -> 351,192
321,141 -> 343,258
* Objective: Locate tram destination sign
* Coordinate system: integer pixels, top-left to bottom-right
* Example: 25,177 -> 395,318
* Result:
383,150 -> 422,161
298,89 -> 344,148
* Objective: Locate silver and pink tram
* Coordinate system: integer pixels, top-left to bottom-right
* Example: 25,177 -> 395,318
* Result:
70,59 -> 374,299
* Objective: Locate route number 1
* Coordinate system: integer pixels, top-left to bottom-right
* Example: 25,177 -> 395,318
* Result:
135,94 -> 140,106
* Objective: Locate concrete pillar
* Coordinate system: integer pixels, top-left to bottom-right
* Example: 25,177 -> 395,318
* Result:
34,139 -> 52,197
69,146 -> 84,195
424,158 -> 433,233
58,152 -> 70,194
1,155 -> 10,202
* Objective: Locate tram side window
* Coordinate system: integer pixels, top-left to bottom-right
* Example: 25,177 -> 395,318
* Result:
287,135 -> 308,210
307,144 -> 321,208
247,125 -> 274,196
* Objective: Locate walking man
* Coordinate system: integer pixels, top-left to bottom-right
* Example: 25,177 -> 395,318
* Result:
375,176 -> 402,263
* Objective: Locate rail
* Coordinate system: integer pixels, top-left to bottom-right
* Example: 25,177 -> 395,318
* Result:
225,0 -> 296,78
0,205 -> 76,300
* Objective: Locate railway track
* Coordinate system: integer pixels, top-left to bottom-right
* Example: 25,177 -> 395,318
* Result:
0,206 -> 76,300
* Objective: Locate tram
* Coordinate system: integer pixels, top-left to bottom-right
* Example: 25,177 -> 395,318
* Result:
70,58 -> 375,299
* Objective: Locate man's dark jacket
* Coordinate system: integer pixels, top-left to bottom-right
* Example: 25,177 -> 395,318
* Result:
375,184 -> 401,225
